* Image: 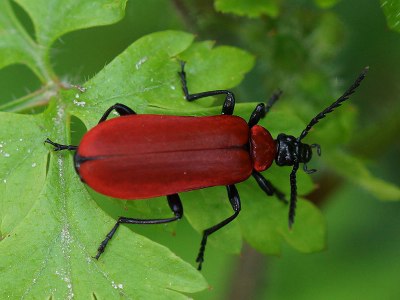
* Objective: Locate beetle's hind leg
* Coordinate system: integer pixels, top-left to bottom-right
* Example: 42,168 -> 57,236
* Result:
94,193 -> 183,260
252,171 -> 288,204
178,61 -> 236,115
98,103 -> 137,123
44,138 -> 78,151
196,184 -> 241,270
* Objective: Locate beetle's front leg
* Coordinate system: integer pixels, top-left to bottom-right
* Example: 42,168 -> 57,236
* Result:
178,61 -> 236,115
248,90 -> 282,127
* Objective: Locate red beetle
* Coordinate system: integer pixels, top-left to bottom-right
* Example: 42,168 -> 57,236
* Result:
46,62 -> 368,270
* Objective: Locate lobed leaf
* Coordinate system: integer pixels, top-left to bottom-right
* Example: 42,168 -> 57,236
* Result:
0,1 -> 42,79
15,0 -> 127,48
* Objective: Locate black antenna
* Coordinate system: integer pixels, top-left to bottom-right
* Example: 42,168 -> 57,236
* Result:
288,66 -> 369,228
298,67 -> 369,142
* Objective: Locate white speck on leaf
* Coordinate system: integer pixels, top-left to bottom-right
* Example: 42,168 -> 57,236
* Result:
73,100 -> 86,107
111,281 -> 124,290
135,56 -> 148,70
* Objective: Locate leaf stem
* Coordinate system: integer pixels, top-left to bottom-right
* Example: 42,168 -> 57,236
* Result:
0,82 -> 59,112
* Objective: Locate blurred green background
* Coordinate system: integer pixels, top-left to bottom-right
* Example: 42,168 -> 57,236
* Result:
1,0 -> 399,299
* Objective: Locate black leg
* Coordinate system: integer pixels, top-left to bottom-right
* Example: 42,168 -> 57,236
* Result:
252,171 -> 288,204
178,61 -> 236,115
248,90 -> 283,127
289,163 -> 299,228
248,103 -> 266,128
94,194 -> 183,260
98,103 -> 137,123
44,138 -> 77,151
196,184 -> 241,270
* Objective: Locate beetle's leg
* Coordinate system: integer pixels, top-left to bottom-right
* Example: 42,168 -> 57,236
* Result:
98,103 -> 137,123
252,171 -> 288,204
248,90 -> 282,127
178,61 -> 236,115
94,194 -> 183,260
196,184 -> 241,270
44,138 -> 78,151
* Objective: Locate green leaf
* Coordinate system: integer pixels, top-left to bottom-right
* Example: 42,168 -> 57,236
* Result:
214,0 -> 279,18
0,0 -> 128,110
239,178 -> 325,255
0,113 -> 48,235
0,1 -> 42,79
179,41 -> 255,94
327,150 -> 400,201
381,0 -> 400,32
15,0 -> 127,48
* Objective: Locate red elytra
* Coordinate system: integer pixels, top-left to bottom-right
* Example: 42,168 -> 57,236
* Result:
75,114 -> 276,199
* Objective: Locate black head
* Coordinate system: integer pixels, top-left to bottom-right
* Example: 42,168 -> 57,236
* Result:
280,67 -> 369,228
275,133 -> 313,166
275,134 -> 321,173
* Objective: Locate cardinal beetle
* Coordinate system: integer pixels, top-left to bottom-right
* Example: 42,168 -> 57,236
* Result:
45,62 -> 368,270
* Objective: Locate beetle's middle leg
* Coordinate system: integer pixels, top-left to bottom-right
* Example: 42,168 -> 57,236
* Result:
94,193 -> 183,260
196,184 -> 241,270
178,61 -> 236,115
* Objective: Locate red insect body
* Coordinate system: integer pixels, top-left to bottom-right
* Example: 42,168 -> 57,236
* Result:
45,65 -> 367,269
75,114 -> 276,199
